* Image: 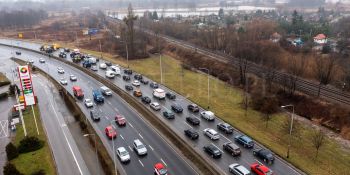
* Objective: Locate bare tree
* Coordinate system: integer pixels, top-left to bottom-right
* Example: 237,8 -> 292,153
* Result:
123,3 -> 138,58
311,129 -> 326,159
260,96 -> 279,128
314,54 -> 337,96
286,54 -> 307,95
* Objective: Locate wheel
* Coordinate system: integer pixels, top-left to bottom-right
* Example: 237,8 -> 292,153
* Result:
264,158 -> 267,162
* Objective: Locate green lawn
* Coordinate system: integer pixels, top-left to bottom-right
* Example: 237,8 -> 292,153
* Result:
11,106 -> 56,175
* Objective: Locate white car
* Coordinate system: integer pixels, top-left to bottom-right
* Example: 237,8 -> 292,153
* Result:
99,63 -> 107,69
100,86 -> 112,96
116,147 -> 130,163
105,70 -> 115,78
84,99 -> 93,108
39,58 -> 45,63
150,102 -> 161,111
200,111 -> 215,121
203,128 -> 220,140
133,139 -> 147,156
132,80 -> 141,86
229,163 -> 251,175
59,78 -> 67,85
70,75 -> 77,81
57,67 -> 65,74
28,59 -> 34,64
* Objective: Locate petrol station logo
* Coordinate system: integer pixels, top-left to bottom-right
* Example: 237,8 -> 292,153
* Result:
20,67 -> 28,74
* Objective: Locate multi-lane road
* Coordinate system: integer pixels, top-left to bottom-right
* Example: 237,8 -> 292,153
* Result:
0,39 -> 304,175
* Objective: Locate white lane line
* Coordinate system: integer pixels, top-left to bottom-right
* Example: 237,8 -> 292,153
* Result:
149,145 -> 154,151
192,114 -> 201,121
138,160 -> 144,167
220,134 -> 230,142
212,143 -> 224,153
104,116 -> 109,120
114,108 -> 119,112
120,134 -> 124,140
138,133 -> 144,139
184,121 -> 193,129
129,123 -> 134,128
128,146 -> 133,152
99,108 -> 102,112
112,125 -> 116,129
160,158 -> 167,166
107,101 -> 112,105
162,106 -> 169,111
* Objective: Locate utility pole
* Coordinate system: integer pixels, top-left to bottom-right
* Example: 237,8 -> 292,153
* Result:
199,68 -> 210,109
281,105 -> 295,159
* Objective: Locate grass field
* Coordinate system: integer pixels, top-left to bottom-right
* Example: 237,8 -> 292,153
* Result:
11,106 -> 56,175
0,72 -> 10,86
77,49 -> 350,175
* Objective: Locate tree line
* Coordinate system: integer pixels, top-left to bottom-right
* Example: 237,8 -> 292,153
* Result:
0,9 -> 48,29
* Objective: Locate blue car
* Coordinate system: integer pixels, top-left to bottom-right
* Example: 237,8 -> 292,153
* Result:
234,135 -> 254,148
93,89 -> 104,103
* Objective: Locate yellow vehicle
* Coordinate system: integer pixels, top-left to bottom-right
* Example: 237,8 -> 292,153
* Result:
51,43 -> 60,50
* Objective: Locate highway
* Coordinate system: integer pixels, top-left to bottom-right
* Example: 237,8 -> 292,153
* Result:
0,44 -> 198,175
0,39 -> 304,175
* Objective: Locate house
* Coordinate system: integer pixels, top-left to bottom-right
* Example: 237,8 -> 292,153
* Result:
270,32 -> 282,43
314,34 -> 328,45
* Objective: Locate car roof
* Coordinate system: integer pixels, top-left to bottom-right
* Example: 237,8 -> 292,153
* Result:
133,139 -> 143,145
117,147 -> 127,152
235,165 -> 250,174
152,102 -> 160,105
155,163 -> 164,169
257,164 -> 270,172
241,135 -> 252,141
106,126 -> 113,130
204,111 -> 214,115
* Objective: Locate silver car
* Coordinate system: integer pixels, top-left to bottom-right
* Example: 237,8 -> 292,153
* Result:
116,147 -> 130,163
229,163 -> 250,175
133,139 -> 147,156
150,102 -> 161,111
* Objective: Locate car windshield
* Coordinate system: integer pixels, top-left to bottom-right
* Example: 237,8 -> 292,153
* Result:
120,150 -> 128,156
86,99 -> 92,103
137,144 -> 145,149
266,170 -> 273,175
159,168 -> 167,175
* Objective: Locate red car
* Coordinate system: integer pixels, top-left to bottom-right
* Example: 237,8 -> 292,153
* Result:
105,126 -> 117,139
250,163 -> 273,175
154,163 -> 168,175
115,114 -> 126,126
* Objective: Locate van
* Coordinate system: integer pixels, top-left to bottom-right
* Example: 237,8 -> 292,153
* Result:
110,66 -> 121,75
73,86 -> 84,99
100,86 -> 112,96
153,88 -> 165,100
106,70 -> 115,78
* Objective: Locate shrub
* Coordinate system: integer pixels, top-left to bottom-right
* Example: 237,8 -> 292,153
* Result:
31,169 -> 46,175
8,84 -> 16,95
79,121 -> 87,130
18,136 -> 44,153
3,162 -> 23,175
0,92 -> 8,100
0,81 -> 11,87
5,142 -> 18,160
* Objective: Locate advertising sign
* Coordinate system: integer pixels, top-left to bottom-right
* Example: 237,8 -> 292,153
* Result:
17,66 -> 35,106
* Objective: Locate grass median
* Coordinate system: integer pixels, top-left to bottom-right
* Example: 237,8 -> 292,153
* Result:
11,105 -> 56,175
76,49 -> 350,175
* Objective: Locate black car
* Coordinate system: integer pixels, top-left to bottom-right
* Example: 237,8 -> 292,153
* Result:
124,69 -> 133,75
134,74 -> 143,80
163,110 -> 175,119
184,129 -> 199,140
64,48 -> 70,52
125,85 -> 133,91
187,104 -> 200,113
223,142 -> 241,156
140,79 -> 149,85
171,104 -> 183,113
203,144 -> 222,159
166,92 -> 176,100
253,148 -> 275,164
123,75 -> 131,81
105,62 -> 112,66
217,122 -> 234,134
186,116 -> 200,126
59,52 -> 67,58
15,51 -> 21,55
141,96 -> 151,104
150,82 -> 158,89
90,110 -> 101,121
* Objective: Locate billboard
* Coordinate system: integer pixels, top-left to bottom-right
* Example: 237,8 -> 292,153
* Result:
17,66 -> 36,106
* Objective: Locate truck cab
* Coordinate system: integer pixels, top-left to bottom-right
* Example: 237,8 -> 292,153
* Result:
93,89 -> 104,103
73,86 -> 84,99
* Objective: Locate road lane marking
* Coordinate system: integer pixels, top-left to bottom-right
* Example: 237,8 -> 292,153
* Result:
114,108 -> 119,112
104,116 -> 109,120
112,125 -> 116,129
120,134 -> 124,140
184,121 -> 193,129
220,134 -> 230,142
138,133 -> 144,139
211,143 -> 223,153
138,160 -> 144,167
192,114 -> 201,121
149,145 -> 154,151
107,101 -> 112,105
129,123 -> 134,128
128,146 -> 133,152
160,158 -> 167,166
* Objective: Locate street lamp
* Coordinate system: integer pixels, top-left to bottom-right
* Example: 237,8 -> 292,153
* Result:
199,67 -> 210,109
281,104 -> 294,158
83,134 -> 100,175
109,119 -> 117,175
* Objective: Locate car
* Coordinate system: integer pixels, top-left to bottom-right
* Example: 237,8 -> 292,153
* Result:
59,78 -> 68,85
186,116 -> 200,126
250,163 -> 273,175
124,69 -> 133,75
110,66 -> 121,75
134,74 -> 143,80
132,80 -> 141,86
100,86 -> 112,96
217,122 -> 234,134
123,75 -> 131,81
235,135 -> 254,148
64,48 -> 70,52
84,99 -> 93,108
15,51 -> 21,55
105,125 -> 117,139
93,89 -> 105,103
153,88 -> 166,100
73,86 -> 84,99
154,163 -> 168,175
203,144 -> 222,159
141,96 -> 151,104
140,79 -> 149,85
133,139 -> 147,156
116,147 -> 130,163
115,114 -> 126,126
57,67 -> 65,74
171,104 -> 183,113
39,58 -> 45,63
90,110 -> 101,121
163,110 -> 175,119
166,92 -> 176,100
203,128 -> 220,140
200,111 -> 215,121
187,104 -> 200,113
28,59 -> 34,64
133,89 -> 142,97
105,62 -> 112,66
59,52 -> 67,58
125,85 -> 133,91
105,70 -> 115,78
70,75 -> 77,81
150,82 -> 159,88
99,63 -> 107,69
150,102 -> 161,111
223,142 -> 241,156
253,148 -> 275,164
184,129 -> 199,140
91,65 -> 98,71
229,163 -> 251,175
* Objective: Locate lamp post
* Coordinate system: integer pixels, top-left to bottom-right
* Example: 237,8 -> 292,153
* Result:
83,134 -> 99,175
199,68 -> 210,109
281,104 -> 294,158
109,120 -> 117,175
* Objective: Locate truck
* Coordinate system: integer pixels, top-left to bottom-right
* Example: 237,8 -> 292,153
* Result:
73,86 -> 84,99
93,89 -> 104,103
153,88 -> 166,100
